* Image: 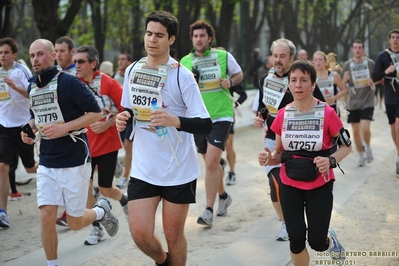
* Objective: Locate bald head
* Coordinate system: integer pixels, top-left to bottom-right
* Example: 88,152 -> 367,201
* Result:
297,49 -> 308,60
29,39 -> 56,74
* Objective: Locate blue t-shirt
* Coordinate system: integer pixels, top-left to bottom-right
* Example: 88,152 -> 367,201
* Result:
28,67 -> 101,168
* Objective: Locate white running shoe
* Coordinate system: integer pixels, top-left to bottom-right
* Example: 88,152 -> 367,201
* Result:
365,147 -> 373,163
276,222 -> 289,241
216,194 -> 232,216
84,226 -> 105,245
197,209 -> 213,227
116,178 -> 128,189
0,209 -> 10,228
358,152 -> 365,167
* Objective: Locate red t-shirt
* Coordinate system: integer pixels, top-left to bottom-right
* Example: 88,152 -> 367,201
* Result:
81,71 -> 124,157
271,103 -> 343,190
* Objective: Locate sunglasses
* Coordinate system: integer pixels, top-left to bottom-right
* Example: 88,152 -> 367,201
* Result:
74,59 -> 90,64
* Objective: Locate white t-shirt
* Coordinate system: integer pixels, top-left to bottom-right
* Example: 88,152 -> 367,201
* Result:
122,56 -> 210,186
0,62 -> 32,127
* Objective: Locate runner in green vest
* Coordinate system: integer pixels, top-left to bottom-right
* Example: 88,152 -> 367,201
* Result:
181,20 -> 243,227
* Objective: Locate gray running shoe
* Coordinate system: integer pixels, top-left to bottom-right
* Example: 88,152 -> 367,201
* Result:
93,186 -> 100,201
95,198 -> 119,237
328,228 -> 346,263
84,226 -> 105,245
0,209 -> 10,228
114,160 -> 123,179
197,209 -> 213,227
122,193 -> 129,220
276,222 -> 289,241
226,172 -> 236,185
117,178 -> 128,189
358,153 -> 365,167
216,194 -> 232,216
365,147 -> 373,163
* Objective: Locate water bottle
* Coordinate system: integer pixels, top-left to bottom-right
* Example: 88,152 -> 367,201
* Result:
150,99 -> 168,137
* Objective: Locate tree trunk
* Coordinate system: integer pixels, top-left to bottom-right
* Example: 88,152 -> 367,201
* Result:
32,0 -> 82,43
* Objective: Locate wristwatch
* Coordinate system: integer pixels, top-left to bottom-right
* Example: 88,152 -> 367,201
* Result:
230,79 -> 234,87
328,156 -> 337,168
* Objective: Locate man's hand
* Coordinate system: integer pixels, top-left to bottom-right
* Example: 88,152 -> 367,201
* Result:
116,111 -> 130,132
89,120 -> 110,134
42,123 -> 68,139
254,112 -> 264,128
3,76 -> 16,90
150,109 -> 180,128
385,64 -> 397,75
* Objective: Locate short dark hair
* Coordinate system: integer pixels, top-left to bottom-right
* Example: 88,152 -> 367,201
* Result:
120,53 -> 133,62
55,36 -> 75,51
146,11 -> 179,39
189,20 -> 215,44
76,45 -> 99,70
388,29 -> 399,39
352,39 -> 364,48
288,60 -> 317,84
0,37 -> 18,54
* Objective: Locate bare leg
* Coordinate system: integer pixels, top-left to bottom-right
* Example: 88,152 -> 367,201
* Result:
225,134 -> 236,173
129,197 -> 166,264
360,119 -> 371,147
203,144 -> 224,208
350,123 -> 363,153
40,205 -> 59,260
162,200 -> 189,266
290,248 -> 310,266
0,163 -> 10,212
272,201 -> 284,221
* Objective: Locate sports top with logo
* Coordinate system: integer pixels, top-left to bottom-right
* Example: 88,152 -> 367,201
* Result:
350,59 -> 371,89
342,57 -> 375,110
262,68 -> 289,117
0,62 -> 32,127
271,102 -> 343,190
122,56 -> 210,186
281,103 -> 325,152
181,49 -> 241,121
30,73 -> 66,139
27,67 -> 101,168
86,74 -> 119,120
316,73 -> 335,106
128,58 -> 170,126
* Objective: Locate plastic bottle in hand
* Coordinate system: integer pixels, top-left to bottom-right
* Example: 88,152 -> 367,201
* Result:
150,99 -> 168,137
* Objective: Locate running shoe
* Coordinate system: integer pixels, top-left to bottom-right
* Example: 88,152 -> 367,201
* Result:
0,209 -> 10,228
116,178 -> 128,189
226,172 -> 236,185
276,222 -> 289,241
365,147 -> 373,163
114,160 -> 123,179
358,152 -> 365,167
216,194 -> 232,216
10,192 -> 24,201
328,228 -> 346,263
93,186 -> 100,201
197,209 -> 213,227
122,193 -> 129,220
56,211 -> 68,227
95,198 -> 119,237
84,225 -> 105,245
